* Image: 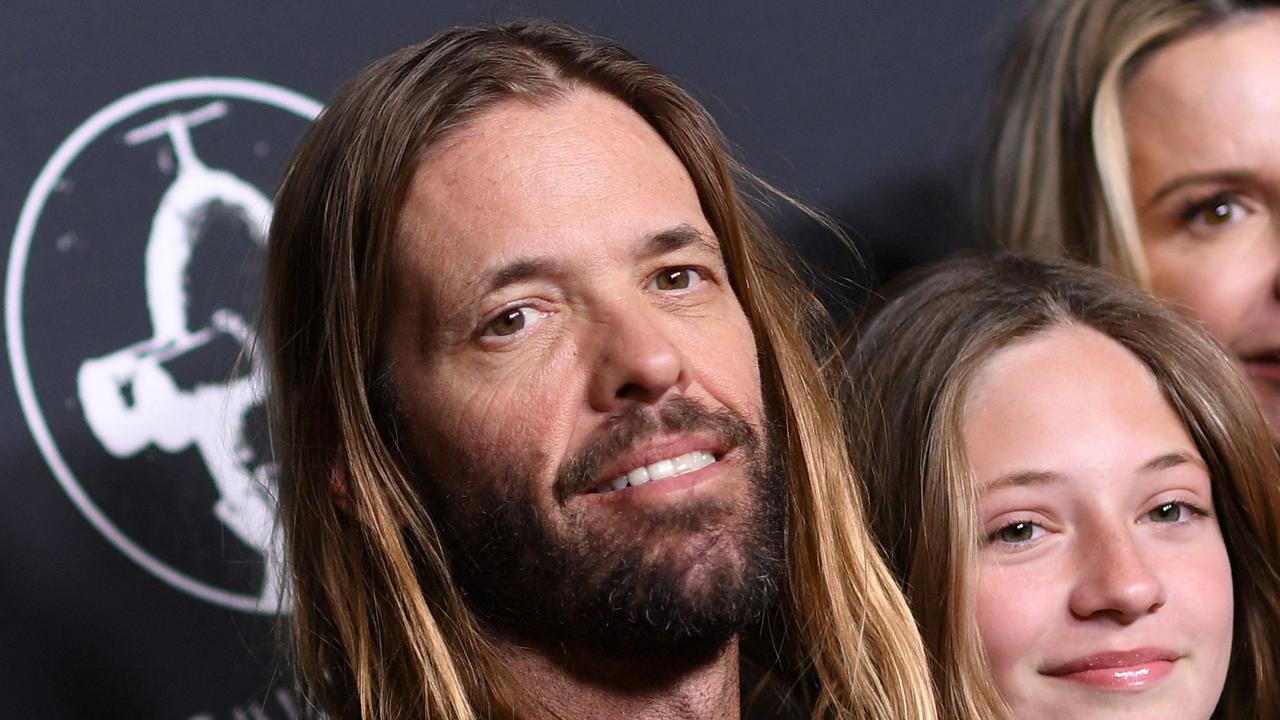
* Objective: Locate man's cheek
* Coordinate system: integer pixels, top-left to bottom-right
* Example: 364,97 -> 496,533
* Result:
444,385 -> 562,458
693,357 -> 763,421
426,358 -> 545,431
461,385 -> 571,456
709,318 -> 761,386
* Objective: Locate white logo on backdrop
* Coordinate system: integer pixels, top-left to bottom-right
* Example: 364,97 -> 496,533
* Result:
7,78 -> 322,613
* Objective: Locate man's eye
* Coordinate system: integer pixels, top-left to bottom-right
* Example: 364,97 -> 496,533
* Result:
484,306 -> 542,337
991,520 -> 1041,545
651,267 -> 703,292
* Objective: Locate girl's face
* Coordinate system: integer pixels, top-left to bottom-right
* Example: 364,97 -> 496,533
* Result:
1125,11 -> 1280,434
965,324 -> 1233,720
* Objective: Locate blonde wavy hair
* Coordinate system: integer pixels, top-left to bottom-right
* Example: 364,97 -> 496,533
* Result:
987,0 -> 1280,285
849,252 -> 1280,720
263,20 -> 937,720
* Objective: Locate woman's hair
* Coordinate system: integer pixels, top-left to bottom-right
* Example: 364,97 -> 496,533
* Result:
848,252 -> 1280,720
264,20 -> 938,720
986,0 -> 1280,284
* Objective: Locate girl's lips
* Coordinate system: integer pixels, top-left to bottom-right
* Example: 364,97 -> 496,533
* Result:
1043,648 -> 1180,690
1048,660 -> 1175,689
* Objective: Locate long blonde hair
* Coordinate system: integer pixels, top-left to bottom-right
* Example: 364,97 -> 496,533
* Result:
987,0 -> 1280,284
264,20 -> 937,720
849,252 -> 1280,720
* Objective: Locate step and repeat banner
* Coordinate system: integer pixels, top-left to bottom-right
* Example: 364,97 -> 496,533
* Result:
0,2 -> 1018,717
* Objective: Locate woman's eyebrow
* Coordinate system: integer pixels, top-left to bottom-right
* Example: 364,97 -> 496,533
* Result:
1146,169 -> 1254,207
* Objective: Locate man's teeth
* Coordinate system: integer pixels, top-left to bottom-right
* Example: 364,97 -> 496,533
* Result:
594,450 -> 716,494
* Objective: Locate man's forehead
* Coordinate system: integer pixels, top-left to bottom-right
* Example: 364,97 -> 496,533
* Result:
391,87 -> 715,305
405,90 -> 671,209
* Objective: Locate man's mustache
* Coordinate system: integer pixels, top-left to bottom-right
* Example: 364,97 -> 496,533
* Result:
552,396 -> 758,502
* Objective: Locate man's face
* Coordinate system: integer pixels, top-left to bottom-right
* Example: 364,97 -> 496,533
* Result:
384,88 -> 782,654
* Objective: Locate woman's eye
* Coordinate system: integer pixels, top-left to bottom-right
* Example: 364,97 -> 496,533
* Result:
992,520 -> 1041,545
1146,501 -> 1187,523
651,267 -> 703,292
484,306 -> 542,337
1182,193 -> 1246,231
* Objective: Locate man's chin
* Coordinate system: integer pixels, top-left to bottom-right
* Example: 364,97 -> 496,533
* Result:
627,524 -> 753,592
481,520 -> 768,645
418,395 -> 786,658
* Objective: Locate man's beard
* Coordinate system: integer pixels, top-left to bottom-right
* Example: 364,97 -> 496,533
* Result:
410,395 -> 786,658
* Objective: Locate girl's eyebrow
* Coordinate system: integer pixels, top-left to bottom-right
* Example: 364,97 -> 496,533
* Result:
1138,450 -> 1206,474
983,450 -> 1206,495
984,469 -> 1060,493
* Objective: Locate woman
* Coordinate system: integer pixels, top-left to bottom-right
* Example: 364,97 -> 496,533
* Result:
988,0 -> 1280,431
848,253 -> 1280,719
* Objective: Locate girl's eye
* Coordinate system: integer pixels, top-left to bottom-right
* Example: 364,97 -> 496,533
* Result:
991,520 -> 1042,545
651,267 -> 703,292
484,306 -> 543,337
1146,501 -> 1189,523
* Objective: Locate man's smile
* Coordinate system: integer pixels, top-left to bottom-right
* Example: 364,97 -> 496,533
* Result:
593,448 -> 718,494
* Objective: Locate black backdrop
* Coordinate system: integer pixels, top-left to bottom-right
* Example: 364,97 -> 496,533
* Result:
1,2 -> 1024,718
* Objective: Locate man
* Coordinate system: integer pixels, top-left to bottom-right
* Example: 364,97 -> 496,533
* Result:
264,21 -> 936,720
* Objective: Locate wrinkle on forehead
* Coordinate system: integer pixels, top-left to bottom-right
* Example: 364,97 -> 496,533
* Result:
416,98 -> 673,210
389,86 -> 705,329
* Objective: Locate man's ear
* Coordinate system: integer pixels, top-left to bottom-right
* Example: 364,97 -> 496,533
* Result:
330,455 -> 358,518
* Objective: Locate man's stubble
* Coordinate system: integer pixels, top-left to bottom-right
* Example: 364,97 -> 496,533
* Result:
401,394 -> 787,660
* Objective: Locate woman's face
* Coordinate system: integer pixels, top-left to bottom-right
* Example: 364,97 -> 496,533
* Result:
1125,11 -> 1280,432
965,324 -> 1233,720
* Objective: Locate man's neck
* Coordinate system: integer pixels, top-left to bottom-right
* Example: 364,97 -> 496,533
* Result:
499,635 -> 740,720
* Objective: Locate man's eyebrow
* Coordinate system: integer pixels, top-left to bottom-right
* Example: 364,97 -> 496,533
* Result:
1138,451 -> 1206,474
483,258 -> 560,295
478,224 -> 717,297
642,223 -> 719,258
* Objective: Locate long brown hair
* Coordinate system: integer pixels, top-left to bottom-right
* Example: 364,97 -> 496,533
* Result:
986,0 -> 1280,284
264,20 -> 937,720
849,252 -> 1280,719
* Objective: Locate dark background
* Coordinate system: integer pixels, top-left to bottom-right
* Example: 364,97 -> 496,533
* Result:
0,2 -> 1025,717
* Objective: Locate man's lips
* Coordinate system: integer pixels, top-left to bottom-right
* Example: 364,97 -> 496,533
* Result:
573,435 -> 729,497
1042,648 -> 1180,689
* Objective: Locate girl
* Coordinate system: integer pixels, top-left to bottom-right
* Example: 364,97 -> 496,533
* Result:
849,253 -> 1280,719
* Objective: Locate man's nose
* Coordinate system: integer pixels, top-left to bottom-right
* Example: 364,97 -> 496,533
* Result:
586,298 -> 691,411
1067,526 -> 1165,623
1271,222 -> 1280,301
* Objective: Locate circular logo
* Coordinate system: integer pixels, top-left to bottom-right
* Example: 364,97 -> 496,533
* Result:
7,78 -> 322,614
